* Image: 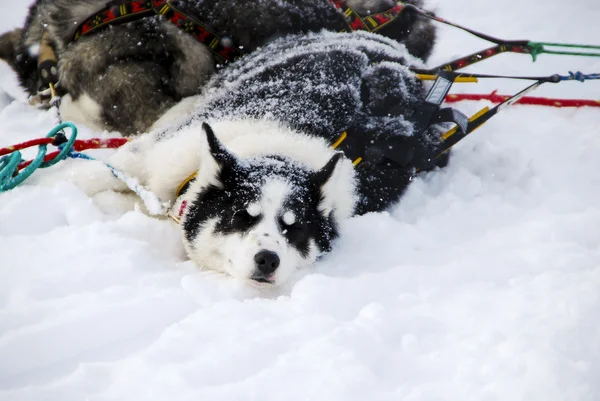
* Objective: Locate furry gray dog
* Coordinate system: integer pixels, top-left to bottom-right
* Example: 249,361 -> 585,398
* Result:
0,0 -> 436,135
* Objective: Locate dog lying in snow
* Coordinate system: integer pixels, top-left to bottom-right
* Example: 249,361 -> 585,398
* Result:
67,31 -> 447,286
0,0 -> 436,135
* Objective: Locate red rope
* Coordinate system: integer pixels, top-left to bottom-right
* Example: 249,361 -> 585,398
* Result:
3,91 -> 597,171
18,150 -> 66,170
0,137 -> 129,170
0,138 -> 54,157
445,91 -> 600,108
18,138 -> 129,170
71,138 -> 129,151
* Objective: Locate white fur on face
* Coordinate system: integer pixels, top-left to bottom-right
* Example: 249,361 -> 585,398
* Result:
184,218 -> 228,274
217,179 -> 312,286
282,211 -> 296,226
246,202 -> 261,217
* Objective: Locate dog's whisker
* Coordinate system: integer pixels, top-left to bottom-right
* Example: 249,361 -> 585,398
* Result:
198,250 -> 219,267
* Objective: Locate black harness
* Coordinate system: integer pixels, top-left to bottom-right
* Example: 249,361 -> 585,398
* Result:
73,0 -> 245,65
72,0 -> 408,65
333,71 -> 468,171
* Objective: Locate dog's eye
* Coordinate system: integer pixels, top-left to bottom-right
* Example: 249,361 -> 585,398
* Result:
232,209 -> 259,227
279,217 -> 304,232
280,218 -> 309,245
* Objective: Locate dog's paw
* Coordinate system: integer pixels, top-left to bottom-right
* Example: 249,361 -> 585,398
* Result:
91,190 -> 141,215
72,160 -> 129,196
43,159 -> 128,197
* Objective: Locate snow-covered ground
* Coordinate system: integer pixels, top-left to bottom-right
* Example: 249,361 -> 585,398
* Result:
1,0 -> 599,400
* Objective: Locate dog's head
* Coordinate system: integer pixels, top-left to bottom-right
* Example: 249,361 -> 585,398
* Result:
0,28 -> 42,97
180,123 -> 355,287
0,29 -> 21,70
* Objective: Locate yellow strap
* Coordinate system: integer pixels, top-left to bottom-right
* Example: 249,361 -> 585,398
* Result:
49,82 -> 57,99
332,132 -> 363,166
415,74 -> 479,83
441,106 -> 489,140
176,171 -> 198,197
331,131 -> 347,149
365,17 -> 378,29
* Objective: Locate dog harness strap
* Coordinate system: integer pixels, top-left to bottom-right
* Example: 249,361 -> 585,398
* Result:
328,0 -> 368,31
332,71 -> 471,170
73,0 -> 405,66
328,0 -> 406,32
176,171 -> 197,198
331,131 -> 365,166
362,3 -> 406,32
73,0 -> 244,64
171,171 -> 196,224
73,1 -> 154,40
151,0 -> 244,64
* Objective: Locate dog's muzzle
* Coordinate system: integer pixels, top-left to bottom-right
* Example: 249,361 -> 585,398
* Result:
250,249 -> 280,283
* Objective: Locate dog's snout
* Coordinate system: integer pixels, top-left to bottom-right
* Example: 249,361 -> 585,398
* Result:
254,250 -> 280,274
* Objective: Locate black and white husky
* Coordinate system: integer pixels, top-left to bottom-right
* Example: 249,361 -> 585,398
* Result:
64,31 -> 447,286
0,0 -> 436,135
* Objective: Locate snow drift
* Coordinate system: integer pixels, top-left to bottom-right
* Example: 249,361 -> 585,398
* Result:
0,0 -> 599,400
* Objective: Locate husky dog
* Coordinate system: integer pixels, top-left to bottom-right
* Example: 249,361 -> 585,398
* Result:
0,0 -> 436,135
62,31 -> 447,286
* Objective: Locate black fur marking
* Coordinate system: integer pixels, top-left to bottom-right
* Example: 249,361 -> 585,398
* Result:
281,186 -> 339,257
315,153 -> 343,188
202,122 -> 238,169
183,154 -> 339,257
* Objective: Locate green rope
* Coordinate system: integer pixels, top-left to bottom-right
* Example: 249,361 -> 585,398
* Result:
528,41 -> 600,61
0,122 -> 77,192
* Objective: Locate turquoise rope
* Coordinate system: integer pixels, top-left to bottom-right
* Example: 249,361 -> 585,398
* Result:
0,123 -> 171,215
0,122 -> 77,192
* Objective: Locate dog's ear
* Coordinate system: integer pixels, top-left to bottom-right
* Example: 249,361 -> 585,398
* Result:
202,122 -> 238,170
314,152 -> 346,217
0,29 -> 21,69
315,152 -> 343,188
314,152 -> 357,220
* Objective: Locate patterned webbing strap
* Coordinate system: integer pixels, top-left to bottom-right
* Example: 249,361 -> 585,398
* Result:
328,0 -> 406,32
73,0 -> 245,64
73,1 -> 407,64
440,44 -> 531,72
73,1 -> 152,40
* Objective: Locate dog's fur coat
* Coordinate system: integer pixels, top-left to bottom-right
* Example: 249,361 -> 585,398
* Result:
67,31 -> 445,286
0,0 -> 436,135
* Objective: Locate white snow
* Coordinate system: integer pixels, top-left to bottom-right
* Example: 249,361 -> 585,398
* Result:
1,0 -> 600,400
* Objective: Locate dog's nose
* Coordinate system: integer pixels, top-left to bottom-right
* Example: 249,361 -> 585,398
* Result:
254,250 -> 280,274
